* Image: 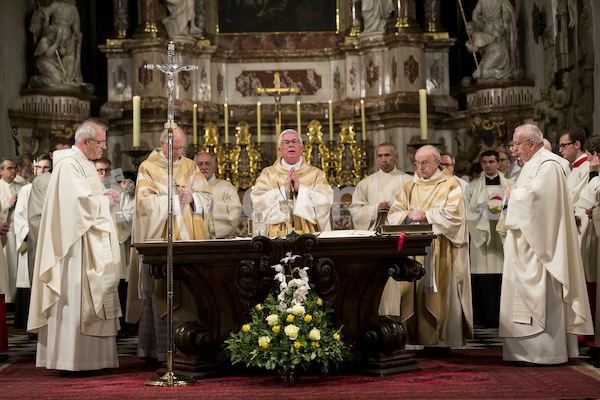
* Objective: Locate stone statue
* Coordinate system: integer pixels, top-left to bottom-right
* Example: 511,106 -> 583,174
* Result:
29,0 -> 92,93
162,0 -> 205,39
361,0 -> 393,37
467,0 -> 522,82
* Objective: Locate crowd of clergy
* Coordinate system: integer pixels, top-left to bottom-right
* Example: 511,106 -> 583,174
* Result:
0,119 -> 598,372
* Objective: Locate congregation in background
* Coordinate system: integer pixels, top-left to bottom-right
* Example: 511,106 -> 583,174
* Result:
0,120 -> 598,372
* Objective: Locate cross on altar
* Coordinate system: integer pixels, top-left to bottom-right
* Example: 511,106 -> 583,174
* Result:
142,41 -> 197,388
145,41 -> 198,129
256,71 -> 300,148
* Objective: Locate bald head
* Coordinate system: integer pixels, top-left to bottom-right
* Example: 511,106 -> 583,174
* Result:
414,145 -> 441,179
160,127 -> 186,161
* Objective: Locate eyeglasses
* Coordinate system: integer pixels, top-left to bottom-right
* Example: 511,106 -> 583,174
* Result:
172,146 -> 185,151
414,160 -> 430,167
509,140 -> 531,148
87,138 -> 107,145
281,140 -> 301,147
96,168 -> 111,174
558,141 -> 575,149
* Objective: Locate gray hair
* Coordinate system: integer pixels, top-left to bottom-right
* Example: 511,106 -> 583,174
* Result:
278,129 -> 303,148
377,142 -> 398,156
418,144 -> 441,161
74,119 -> 109,143
516,124 -> 543,145
0,158 -> 14,169
195,152 -> 216,166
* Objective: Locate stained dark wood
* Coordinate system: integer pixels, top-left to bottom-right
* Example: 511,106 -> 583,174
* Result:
135,233 -> 432,377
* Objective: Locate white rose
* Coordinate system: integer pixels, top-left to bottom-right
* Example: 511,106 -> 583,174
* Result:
284,324 -> 300,340
258,336 -> 271,348
287,304 -> 305,316
266,314 -> 279,326
309,328 -> 321,341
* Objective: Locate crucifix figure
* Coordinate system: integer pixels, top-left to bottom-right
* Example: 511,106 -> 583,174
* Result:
256,72 -> 300,150
142,41 -> 198,388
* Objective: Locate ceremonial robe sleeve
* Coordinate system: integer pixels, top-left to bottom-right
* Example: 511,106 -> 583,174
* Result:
212,181 -> 242,238
190,168 -> 212,219
251,170 -> 288,226
425,179 -> 467,247
350,178 -> 376,230
294,170 -> 334,231
114,190 -> 134,244
388,185 -> 410,225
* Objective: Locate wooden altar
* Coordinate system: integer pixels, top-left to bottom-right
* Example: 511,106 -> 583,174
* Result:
135,233 -> 433,378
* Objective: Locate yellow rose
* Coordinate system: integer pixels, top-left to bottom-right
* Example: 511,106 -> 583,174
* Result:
294,342 -> 302,349
242,324 -> 250,332
304,314 -> 312,323
286,314 -> 294,322
272,325 -> 280,333
313,342 -> 320,348
255,303 -> 263,311
333,333 -> 341,341
317,298 -> 323,306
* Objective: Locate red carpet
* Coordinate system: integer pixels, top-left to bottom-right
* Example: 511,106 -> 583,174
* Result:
1,349 -> 599,399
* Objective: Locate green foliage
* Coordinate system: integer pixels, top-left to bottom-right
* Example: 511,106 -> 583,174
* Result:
225,256 -> 349,373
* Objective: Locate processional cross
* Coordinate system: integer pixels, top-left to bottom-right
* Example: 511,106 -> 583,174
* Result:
256,72 -> 300,148
143,41 -> 197,388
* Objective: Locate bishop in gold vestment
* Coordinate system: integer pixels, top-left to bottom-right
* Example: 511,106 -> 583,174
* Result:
126,127 -> 212,361
389,145 -> 473,349
251,129 -> 333,236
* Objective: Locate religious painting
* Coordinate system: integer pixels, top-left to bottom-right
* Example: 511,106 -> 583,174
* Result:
217,0 -> 337,34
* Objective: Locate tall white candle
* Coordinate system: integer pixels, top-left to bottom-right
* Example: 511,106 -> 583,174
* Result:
224,103 -> 229,144
360,99 -> 366,141
193,103 -> 198,146
328,100 -> 333,141
132,95 -> 141,148
297,101 -> 301,135
419,89 -> 428,141
257,102 -> 261,143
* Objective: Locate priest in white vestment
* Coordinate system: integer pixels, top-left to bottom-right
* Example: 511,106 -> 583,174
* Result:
28,120 -> 122,371
466,150 -> 513,328
12,156 -> 53,329
0,158 -> 27,303
251,129 -> 333,236
559,128 -> 590,213
500,124 -> 593,365
575,135 -> 600,349
126,127 -> 212,361
195,152 -> 242,238
389,145 -> 473,357
350,142 -> 410,317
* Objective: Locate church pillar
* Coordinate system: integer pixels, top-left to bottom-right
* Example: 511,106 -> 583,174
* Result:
393,0 -> 420,33
423,0 -> 447,38
133,0 -> 167,38
111,0 -> 128,39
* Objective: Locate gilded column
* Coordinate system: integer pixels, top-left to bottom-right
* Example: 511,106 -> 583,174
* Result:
133,0 -> 167,38
393,0 -> 420,33
423,0 -> 448,38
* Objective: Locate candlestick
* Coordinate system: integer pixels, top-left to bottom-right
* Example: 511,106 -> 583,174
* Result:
360,99 -> 366,141
193,104 -> 198,146
224,103 -> 229,144
419,89 -> 428,141
257,102 -> 261,142
328,100 -> 333,141
132,95 -> 141,148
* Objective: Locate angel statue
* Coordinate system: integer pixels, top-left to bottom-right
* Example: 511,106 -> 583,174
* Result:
29,0 -> 93,93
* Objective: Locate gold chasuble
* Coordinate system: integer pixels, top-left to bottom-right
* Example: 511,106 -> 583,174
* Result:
126,149 -> 211,323
251,158 -> 333,237
389,168 -> 473,346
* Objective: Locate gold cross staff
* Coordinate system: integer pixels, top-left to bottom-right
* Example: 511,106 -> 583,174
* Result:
256,72 -> 300,154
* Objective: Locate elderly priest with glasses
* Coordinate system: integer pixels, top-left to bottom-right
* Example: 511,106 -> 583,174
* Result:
251,129 -> 333,237
388,144 -> 473,358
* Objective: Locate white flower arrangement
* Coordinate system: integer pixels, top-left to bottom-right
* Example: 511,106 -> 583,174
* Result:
226,252 -> 349,373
